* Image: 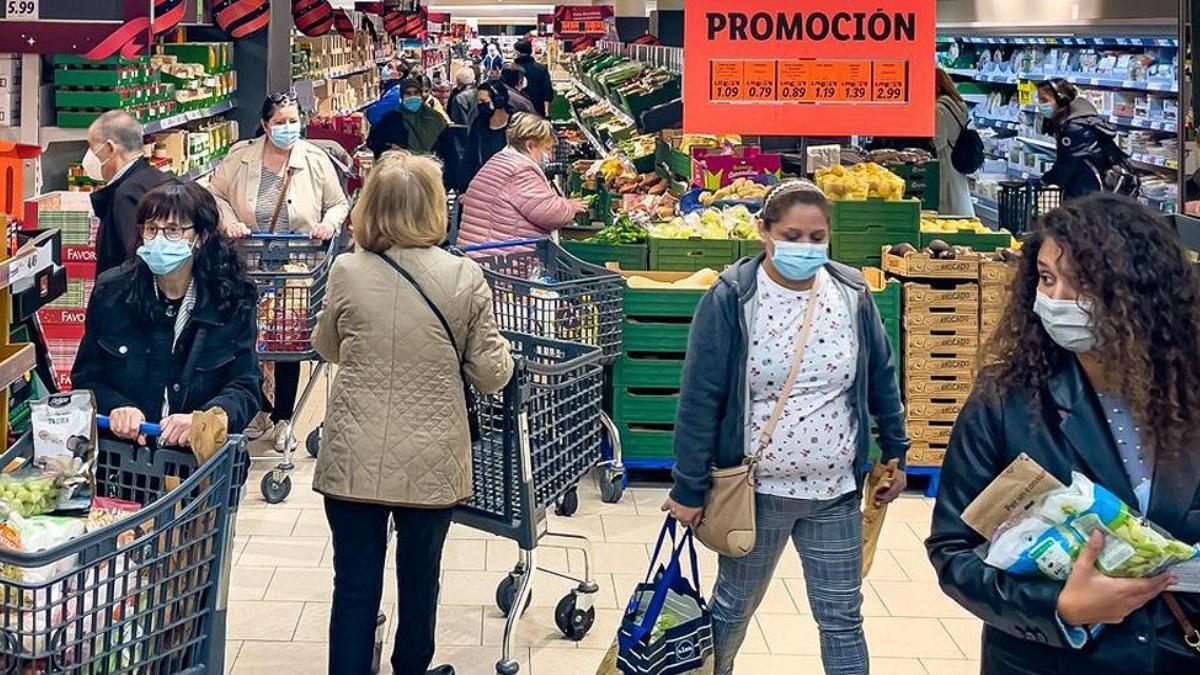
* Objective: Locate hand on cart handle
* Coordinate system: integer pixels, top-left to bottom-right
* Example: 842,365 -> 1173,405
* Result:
310,223 -> 339,241
247,232 -> 314,240
99,409 -> 160,447
221,222 -> 252,239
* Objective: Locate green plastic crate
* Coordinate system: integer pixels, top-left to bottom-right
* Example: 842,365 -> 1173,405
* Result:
830,199 -> 922,236
613,387 -> 680,424
623,284 -> 705,319
649,238 -> 739,272
618,77 -> 681,120
562,241 -> 648,270
56,89 -> 140,109
887,161 -> 940,211
55,111 -> 104,128
655,137 -> 693,179
623,319 -> 692,353
918,229 -> 1011,252
54,68 -> 147,88
739,239 -> 765,259
53,54 -> 149,66
613,355 -> 685,389
617,422 -> 676,463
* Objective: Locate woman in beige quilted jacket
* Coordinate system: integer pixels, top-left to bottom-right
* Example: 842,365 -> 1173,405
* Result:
312,151 -> 513,675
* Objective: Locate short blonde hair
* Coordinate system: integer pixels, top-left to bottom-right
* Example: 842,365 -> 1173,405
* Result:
506,112 -> 555,152
352,151 -> 447,252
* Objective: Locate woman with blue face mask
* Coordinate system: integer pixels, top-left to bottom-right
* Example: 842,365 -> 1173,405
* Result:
72,180 -> 261,448
663,179 -> 910,675
208,92 -> 350,450
1036,78 -> 1124,201
928,194 -> 1200,673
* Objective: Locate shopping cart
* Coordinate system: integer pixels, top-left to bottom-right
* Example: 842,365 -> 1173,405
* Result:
241,232 -> 338,503
997,179 -> 1062,235
0,431 -> 250,674
454,331 -> 605,675
463,238 -> 627,510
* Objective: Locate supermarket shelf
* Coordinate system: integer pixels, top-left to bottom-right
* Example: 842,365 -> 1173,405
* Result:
568,75 -> 636,128
293,62 -> 377,88
37,99 -> 237,145
1006,165 -> 1042,181
943,35 -> 1178,48
1106,115 -> 1178,134
175,153 -> 228,182
947,67 -> 1177,93
1016,136 -> 1056,153
1130,153 -> 1179,171
973,115 -> 1021,132
572,108 -> 611,159
973,194 -> 1000,227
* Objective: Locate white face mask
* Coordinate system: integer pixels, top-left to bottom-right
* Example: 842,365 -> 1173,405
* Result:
1034,290 -> 1096,353
82,145 -> 110,182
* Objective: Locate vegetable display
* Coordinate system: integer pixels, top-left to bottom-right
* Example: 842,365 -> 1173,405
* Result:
651,205 -> 757,240
587,213 -> 648,244
698,177 -> 769,206
815,162 -> 907,200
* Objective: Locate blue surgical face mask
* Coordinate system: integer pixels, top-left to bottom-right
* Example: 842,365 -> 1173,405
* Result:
269,122 -> 301,149
1036,103 -> 1056,117
402,96 -> 423,112
771,241 -> 828,281
137,236 -> 195,276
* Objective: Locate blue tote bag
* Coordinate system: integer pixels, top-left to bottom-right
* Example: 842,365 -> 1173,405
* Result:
617,518 -> 714,675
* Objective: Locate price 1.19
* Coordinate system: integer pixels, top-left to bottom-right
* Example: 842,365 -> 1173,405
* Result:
813,82 -> 837,99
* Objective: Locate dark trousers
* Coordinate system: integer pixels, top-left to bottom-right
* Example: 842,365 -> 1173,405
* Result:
325,496 -> 454,675
263,361 -> 300,422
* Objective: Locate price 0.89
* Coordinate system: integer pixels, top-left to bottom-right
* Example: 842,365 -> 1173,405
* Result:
780,84 -> 806,99
875,84 -> 903,101
6,0 -> 35,15
714,84 -> 740,100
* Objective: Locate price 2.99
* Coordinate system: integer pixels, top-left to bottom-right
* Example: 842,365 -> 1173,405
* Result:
5,0 -> 35,16
875,84 -> 904,101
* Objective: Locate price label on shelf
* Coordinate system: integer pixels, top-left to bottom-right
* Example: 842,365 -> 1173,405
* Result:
873,61 -> 909,102
742,61 -> 776,101
3,0 -> 38,20
710,60 -> 743,102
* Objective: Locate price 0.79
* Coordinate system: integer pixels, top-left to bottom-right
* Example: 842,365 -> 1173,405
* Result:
746,81 -> 774,99
714,84 -> 740,100
875,84 -> 904,101
6,0 -> 36,16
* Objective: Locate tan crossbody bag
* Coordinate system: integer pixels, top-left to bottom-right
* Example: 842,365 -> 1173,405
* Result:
694,273 -> 824,557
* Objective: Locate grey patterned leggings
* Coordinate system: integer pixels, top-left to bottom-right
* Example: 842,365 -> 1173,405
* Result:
710,490 -> 867,675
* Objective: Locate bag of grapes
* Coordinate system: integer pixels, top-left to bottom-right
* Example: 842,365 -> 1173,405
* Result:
964,454 -> 1198,580
615,518 -> 713,675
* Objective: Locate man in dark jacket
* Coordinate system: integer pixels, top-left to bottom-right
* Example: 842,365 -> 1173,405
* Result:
499,65 -> 537,115
513,40 -> 553,117
86,110 -> 168,274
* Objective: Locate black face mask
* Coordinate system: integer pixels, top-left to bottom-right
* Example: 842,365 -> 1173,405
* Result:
479,102 -> 496,118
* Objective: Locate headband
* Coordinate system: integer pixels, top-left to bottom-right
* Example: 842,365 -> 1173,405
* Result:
762,179 -> 826,211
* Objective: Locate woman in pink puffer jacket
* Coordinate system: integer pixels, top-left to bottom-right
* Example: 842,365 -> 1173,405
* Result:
458,113 -> 587,248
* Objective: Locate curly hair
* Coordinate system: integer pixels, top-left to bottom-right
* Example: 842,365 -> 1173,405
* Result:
131,180 -> 258,323
987,193 -> 1200,455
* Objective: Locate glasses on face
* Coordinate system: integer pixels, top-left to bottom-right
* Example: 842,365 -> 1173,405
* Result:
268,91 -> 298,104
141,223 -> 195,241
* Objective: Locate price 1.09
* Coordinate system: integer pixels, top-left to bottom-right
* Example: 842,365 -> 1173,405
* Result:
714,84 -> 740,99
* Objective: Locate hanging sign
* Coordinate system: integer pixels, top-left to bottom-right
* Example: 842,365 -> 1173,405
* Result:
683,0 -> 936,136
553,5 -> 612,38
2,0 -> 39,21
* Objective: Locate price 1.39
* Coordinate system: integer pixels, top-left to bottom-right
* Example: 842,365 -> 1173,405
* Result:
4,0 -> 37,19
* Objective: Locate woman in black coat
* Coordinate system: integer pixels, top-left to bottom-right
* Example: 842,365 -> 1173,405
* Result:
1037,79 -> 1124,200
72,180 -> 261,446
927,194 -> 1200,674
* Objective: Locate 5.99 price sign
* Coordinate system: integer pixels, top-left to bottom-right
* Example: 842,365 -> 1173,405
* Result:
684,0 -> 934,136
3,0 -> 38,20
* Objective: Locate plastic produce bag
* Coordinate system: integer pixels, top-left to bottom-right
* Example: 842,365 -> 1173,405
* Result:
615,518 -> 713,675
977,467 -> 1197,580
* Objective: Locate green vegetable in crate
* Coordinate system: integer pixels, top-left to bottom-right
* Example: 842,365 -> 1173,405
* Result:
651,204 -> 757,240
587,213 -> 648,244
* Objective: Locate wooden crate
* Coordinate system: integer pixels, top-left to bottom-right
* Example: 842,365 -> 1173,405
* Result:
907,394 -> 970,420
909,441 -> 948,467
905,354 -> 977,373
905,373 -> 975,398
979,256 -> 1019,285
908,418 -> 955,444
904,282 -> 979,307
883,246 -> 980,280
904,310 -> 980,334
905,333 -> 979,354
980,285 -> 1012,308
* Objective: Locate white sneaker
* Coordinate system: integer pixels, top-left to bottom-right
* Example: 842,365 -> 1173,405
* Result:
243,412 -> 273,441
273,421 -> 297,454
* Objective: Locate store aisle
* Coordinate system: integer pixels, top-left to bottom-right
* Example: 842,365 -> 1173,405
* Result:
226,368 -> 981,675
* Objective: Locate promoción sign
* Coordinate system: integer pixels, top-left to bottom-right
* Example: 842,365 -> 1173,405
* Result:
683,1 -> 936,136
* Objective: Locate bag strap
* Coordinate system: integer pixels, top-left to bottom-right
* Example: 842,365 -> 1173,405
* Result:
267,168 -> 294,234
623,519 -> 702,647
1165,592 -> 1200,653
754,272 -> 825,458
938,98 -> 968,133
374,251 -> 463,363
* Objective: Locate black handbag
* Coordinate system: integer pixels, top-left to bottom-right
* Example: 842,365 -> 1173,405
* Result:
374,251 -> 480,442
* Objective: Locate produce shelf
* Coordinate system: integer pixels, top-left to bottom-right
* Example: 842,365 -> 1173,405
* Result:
568,75 -> 636,128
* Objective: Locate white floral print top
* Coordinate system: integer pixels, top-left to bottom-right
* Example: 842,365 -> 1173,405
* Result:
748,268 -> 859,500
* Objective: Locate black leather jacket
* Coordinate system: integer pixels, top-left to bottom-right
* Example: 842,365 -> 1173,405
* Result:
1042,98 -> 1120,200
928,356 -> 1200,674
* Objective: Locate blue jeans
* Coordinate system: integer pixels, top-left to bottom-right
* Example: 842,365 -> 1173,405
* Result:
711,491 -> 867,675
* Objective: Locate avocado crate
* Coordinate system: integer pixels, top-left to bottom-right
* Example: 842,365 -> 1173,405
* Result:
563,240 -> 648,270
903,282 -> 981,335
918,229 -> 1011,252
908,441 -> 950,468
886,161 -> 940,211
884,247 -> 980,280
649,238 -> 740,271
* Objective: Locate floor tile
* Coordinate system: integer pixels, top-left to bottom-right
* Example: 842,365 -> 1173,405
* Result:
442,539 -> 489,572
864,549 -> 911,582
731,653 -> 824,673
888,548 -> 938,582
600,514 -> 668,544
441,570 -> 509,606
432,645 -> 531,675
863,616 -> 964,659
234,508 -> 301,537
756,612 -> 823,655
264,566 -> 335,602
435,605 -> 485,646
567,541 -> 649,575
224,640 -> 242,674
481,604 -> 575,649
291,509 -> 331,537
228,566 -> 275,601
871,580 -> 974,619
871,657 -> 931,674
939,618 -> 984,661
291,601 -> 395,642
876,520 -> 927,551
240,536 -> 328,567
530,645 -> 609,670
229,640 -> 327,674
227,600 -> 304,641
923,658 -> 982,675
883,496 -> 935,522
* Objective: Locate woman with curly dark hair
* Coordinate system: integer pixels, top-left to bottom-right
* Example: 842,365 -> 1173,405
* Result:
927,193 -> 1200,674
72,180 -> 261,447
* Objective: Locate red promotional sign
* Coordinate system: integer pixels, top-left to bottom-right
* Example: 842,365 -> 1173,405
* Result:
554,5 -> 613,37
683,0 -> 935,136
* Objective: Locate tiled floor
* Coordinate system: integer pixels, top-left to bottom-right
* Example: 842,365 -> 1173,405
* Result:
226,368 -> 981,674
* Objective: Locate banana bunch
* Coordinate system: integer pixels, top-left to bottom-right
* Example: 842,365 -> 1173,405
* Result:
815,162 -> 906,201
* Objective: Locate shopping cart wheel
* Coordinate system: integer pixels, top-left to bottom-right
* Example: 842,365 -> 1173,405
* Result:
306,426 -> 322,458
598,467 -> 625,504
554,486 -> 579,517
554,594 -> 595,641
261,472 -> 292,504
495,574 -> 532,617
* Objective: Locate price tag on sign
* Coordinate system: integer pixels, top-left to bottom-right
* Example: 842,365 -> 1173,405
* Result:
873,61 -> 909,102
3,0 -> 37,20
710,60 -> 743,102
742,61 -> 776,101
841,62 -> 871,101
778,62 -> 810,101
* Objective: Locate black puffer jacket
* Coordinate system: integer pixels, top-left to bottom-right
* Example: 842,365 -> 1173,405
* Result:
1042,98 -> 1122,200
71,262 -> 261,434
928,356 -> 1200,674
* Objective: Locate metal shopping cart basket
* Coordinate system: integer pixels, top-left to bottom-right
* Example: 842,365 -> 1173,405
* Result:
241,232 -> 338,503
997,179 -> 1062,235
464,238 -> 628,509
454,331 -> 604,675
0,433 -> 250,675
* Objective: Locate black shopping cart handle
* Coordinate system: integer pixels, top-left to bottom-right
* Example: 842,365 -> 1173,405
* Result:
461,237 -> 543,252
96,415 -> 162,437
248,232 -> 312,240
